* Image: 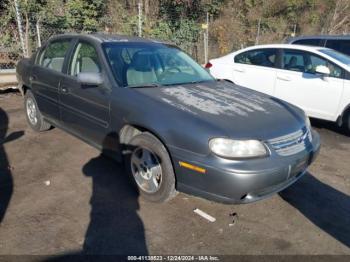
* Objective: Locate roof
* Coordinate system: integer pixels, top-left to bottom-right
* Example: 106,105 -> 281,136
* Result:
236,43 -> 331,52
212,43 -> 334,62
48,33 -> 172,45
286,34 -> 350,42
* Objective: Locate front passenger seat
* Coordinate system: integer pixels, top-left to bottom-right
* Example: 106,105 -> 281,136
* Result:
127,52 -> 157,86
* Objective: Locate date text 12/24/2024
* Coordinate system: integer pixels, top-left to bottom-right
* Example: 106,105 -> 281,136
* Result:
127,255 -> 220,261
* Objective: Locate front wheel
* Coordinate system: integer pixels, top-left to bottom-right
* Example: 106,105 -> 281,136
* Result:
125,132 -> 177,202
345,112 -> 350,134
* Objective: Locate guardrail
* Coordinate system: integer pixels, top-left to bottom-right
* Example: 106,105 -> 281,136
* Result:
0,69 -> 18,90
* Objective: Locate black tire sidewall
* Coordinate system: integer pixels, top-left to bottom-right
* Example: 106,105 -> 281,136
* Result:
24,90 -> 43,131
125,132 -> 176,202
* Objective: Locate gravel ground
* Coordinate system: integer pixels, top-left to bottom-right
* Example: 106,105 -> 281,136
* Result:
0,92 -> 349,256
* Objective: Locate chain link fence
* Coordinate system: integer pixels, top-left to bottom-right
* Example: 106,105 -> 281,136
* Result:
0,1 -> 297,73
0,7 -> 212,71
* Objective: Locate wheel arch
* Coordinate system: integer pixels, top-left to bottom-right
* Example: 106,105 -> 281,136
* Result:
338,104 -> 350,126
119,124 -> 178,184
20,84 -> 31,96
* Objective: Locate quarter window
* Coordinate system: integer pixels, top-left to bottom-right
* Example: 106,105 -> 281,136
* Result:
39,40 -> 71,72
282,50 -> 342,78
69,42 -> 101,76
234,49 -> 277,68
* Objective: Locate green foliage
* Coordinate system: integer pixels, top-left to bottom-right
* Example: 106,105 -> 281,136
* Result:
1,0 -> 349,62
65,0 -> 107,31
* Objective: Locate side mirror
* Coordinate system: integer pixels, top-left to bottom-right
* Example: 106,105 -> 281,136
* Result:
315,65 -> 330,75
77,72 -> 103,87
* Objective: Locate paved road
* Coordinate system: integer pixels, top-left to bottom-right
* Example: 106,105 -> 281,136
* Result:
0,92 -> 349,255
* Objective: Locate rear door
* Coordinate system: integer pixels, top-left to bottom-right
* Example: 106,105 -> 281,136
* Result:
59,40 -> 111,147
31,39 -> 72,122
274,49 -> 344,121
232,48 -> 278,95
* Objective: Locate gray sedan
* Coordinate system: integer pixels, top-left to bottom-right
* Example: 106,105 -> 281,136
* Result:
16,34 -> 320,203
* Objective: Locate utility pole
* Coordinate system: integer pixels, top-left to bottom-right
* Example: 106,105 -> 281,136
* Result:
14,0 -> 27,56
138,1 -> 142,37
206,12 -> 209,64
203,12 -> 209,64
255,18 -> 261,45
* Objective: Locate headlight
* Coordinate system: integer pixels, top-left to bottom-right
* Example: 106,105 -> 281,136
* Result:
209,138 -> 268,159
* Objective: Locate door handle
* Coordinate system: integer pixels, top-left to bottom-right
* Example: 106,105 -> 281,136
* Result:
29,75 -> 37,82
277,75 -> 291,81
234,68 -> 245,73
61,86 -> 69,94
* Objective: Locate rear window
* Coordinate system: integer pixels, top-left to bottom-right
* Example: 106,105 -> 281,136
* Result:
293,39 -> 325,47
325,40 -> 350,56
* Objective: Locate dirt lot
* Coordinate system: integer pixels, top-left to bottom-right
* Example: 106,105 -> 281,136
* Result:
0,92 -> 349,256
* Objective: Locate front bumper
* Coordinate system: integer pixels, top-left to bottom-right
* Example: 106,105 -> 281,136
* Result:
170,129 -> 321,204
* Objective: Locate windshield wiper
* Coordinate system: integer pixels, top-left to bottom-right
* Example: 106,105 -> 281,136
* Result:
163,80 -> 213,86
127,83 -> 160,88
216,78 -> 234,84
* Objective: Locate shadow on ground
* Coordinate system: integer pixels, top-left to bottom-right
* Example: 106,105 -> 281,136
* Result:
280,173 -> 350,248
311,118 -> 349,137
47,153 -> 148,258
0,107 -> 24,224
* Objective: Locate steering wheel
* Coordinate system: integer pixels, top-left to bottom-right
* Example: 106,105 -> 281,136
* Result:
159,66 -> 181,81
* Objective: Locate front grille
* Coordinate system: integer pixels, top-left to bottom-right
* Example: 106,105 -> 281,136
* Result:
268,128 -> 311,156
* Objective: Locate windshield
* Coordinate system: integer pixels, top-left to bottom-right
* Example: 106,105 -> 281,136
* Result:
103,42 -> 214,87
319,49 -> 350,66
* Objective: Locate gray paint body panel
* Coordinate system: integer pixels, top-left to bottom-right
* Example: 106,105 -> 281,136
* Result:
17,33 -> 321,203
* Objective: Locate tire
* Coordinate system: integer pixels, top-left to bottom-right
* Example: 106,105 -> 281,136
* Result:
124,132 -> 177,202
345,112 -> 350,134
24,90 -> 51,132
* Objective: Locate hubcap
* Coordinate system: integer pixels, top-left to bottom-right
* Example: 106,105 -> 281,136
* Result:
131,147 -> 162,193
26,98 -> 37,125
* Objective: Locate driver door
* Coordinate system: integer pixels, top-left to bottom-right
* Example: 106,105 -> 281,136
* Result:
59,40 -> 111,147
274,49 -> 344,121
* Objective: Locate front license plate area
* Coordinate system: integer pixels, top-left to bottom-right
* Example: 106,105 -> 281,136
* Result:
291,157 -> 309,177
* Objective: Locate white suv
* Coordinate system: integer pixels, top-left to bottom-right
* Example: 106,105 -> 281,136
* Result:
208,44 -> 350,131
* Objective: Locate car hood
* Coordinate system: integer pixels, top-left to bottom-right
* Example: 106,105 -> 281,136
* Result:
134,81 -> 305,140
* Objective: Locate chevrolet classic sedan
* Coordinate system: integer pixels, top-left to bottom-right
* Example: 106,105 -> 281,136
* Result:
16,34 -> 320,203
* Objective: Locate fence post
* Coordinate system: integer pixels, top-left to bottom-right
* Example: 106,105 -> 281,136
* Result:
14,0 -> 27,56
36,19 -> 42,47
138,1 -> 142,37
255,18 -> 261,45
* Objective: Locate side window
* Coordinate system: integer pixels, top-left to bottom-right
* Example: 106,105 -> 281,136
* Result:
69,42 -> 101,76
307,54 -> 342,78
282,50 -> 306,72
282,49 -> 342,78
326,40 -> 350,56
39,40 -> 71,72
234,49 -> 277,68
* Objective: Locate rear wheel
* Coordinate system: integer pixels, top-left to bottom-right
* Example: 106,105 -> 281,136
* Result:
24,90 -> 51,132
124,132 -> 177,202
